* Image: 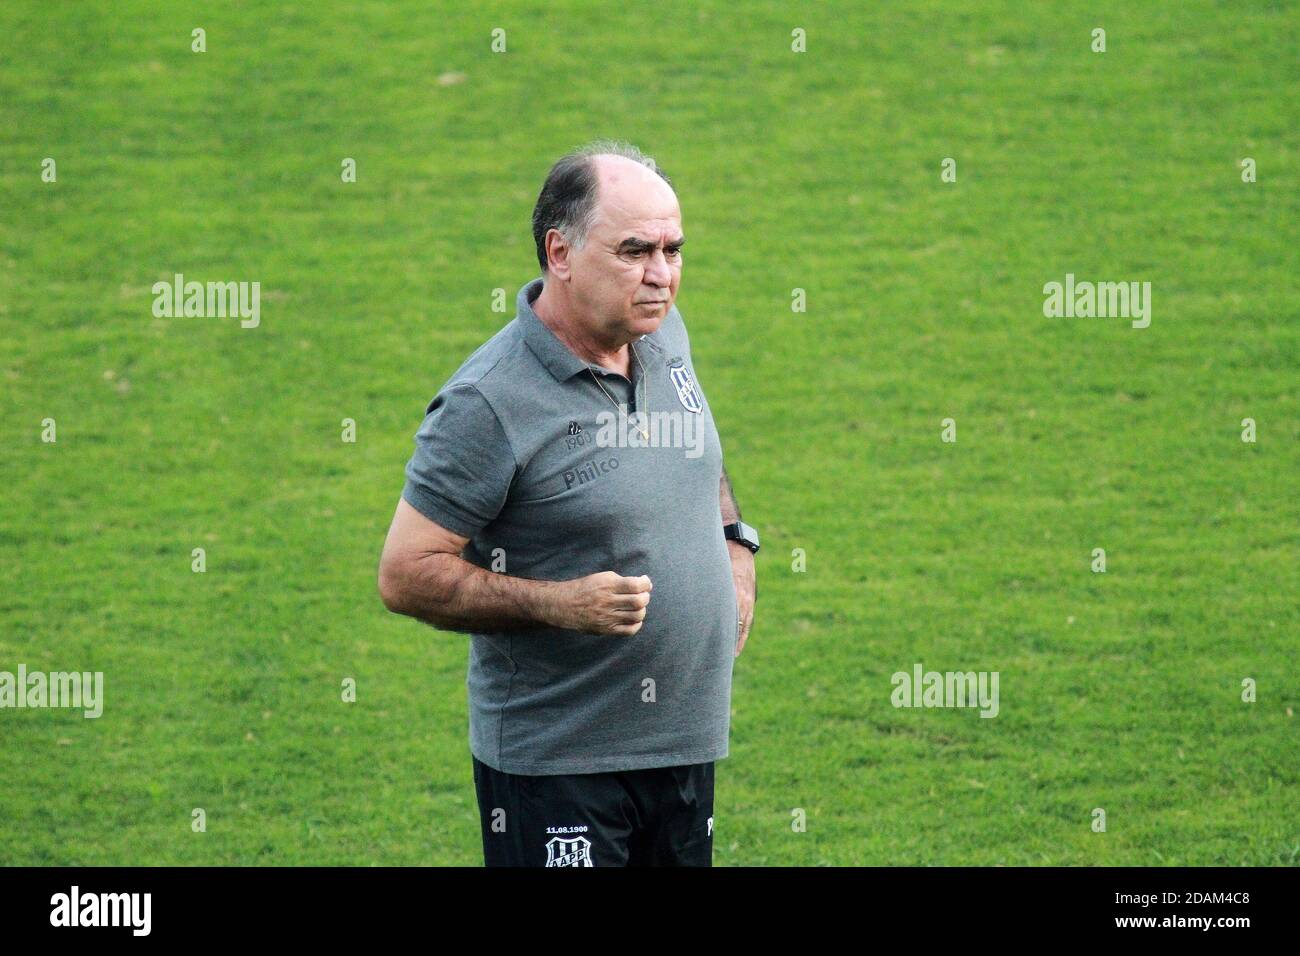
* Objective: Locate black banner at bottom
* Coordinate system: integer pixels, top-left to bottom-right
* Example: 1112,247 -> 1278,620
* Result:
0,866 -> 1287,941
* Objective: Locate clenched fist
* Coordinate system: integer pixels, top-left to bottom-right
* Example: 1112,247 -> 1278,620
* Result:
549,571 -> 653,636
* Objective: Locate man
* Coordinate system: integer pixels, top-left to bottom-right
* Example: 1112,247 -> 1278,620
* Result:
378,141 -> 760,867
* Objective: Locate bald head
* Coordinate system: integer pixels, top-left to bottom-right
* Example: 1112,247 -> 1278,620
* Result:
588,154 -> 680,232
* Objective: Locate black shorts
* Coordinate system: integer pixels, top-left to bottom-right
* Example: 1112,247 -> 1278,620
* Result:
472,755 -> 715,867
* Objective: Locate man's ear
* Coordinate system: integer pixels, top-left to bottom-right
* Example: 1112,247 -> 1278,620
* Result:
545,228 -> 572,280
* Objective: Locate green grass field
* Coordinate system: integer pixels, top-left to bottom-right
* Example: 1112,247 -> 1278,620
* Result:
1,0 -> 1296,865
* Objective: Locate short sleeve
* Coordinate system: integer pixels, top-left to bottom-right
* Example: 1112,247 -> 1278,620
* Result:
401,383 -> 516,538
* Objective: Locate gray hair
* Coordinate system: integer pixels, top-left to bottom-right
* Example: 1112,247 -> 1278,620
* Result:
530,140 -> 674,274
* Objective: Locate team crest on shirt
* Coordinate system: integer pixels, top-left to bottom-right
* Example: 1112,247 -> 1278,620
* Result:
545,835 -> 594,867
668,361 -> 703,414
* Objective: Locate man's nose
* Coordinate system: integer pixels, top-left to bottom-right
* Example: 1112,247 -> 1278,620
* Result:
643,248 -> 674,286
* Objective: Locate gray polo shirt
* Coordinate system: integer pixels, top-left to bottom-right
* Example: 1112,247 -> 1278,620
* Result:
401,277 -> 738,775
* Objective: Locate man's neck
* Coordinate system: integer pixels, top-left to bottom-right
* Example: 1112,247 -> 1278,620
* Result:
533,284 -> 631,377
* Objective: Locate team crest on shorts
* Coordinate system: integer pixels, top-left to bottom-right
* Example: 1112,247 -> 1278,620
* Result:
545,835 -> 593,867
668,361 -> 703,414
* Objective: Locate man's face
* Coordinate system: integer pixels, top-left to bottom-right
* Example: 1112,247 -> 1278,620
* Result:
562,157 -> 684,344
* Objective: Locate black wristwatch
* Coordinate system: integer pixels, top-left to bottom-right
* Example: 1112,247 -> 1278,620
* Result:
723,521 -> 760,554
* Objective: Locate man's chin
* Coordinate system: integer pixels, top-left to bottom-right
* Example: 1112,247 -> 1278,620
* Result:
629,305 -> 667,332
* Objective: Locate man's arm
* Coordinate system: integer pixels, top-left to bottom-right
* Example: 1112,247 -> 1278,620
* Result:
721,467 -> 753,593
721,466 -> 742,524
722,466 -> 757,655
378,498 -> 652,636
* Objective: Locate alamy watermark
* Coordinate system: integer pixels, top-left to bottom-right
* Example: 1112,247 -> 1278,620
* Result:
891,663 -> 999,718
1043,273 -> 1151,328
152,273 -> 260,328
0,665 -> 103,718
593,405 -> 704,459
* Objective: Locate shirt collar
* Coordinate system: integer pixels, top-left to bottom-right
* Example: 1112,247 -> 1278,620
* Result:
517,277 -> 666,383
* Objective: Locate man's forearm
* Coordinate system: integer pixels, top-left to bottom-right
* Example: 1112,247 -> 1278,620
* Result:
391,552 -> 564,633
720,467 -> 741,523
721,466 -> 756,605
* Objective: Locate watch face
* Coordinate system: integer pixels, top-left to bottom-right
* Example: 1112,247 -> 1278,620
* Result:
726,522 -> 759,551
735,522 -> 759,551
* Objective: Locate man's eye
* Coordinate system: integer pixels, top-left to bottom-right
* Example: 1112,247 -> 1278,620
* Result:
666,248 -> 681,257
